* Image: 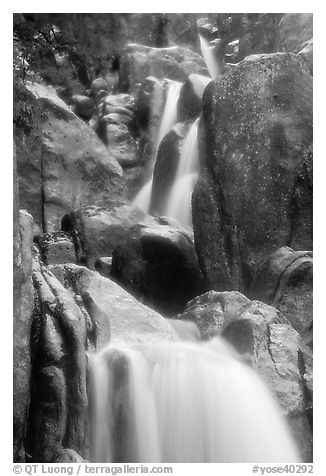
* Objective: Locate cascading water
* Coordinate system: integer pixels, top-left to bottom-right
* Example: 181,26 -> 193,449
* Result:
133,81 -> 182,214
199,34 -> 219,78
90,337 -> 300,463
163,119 -> 199,227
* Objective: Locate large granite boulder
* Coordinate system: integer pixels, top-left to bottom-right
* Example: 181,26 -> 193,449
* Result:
62,201 -> 202,315
193,52 -> 313,293
61,201 -> 154,268
119,43 -> 208,93
110,216 -> 203,315
51,263 -> 177,346
14,80 -> 123,233
251,247 -> 313,346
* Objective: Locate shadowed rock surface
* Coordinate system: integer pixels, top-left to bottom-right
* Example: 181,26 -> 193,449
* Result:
251,247 -> 313,346
111,216 -> 203,315
193,52 -> 313,293
50,263 -> 178,346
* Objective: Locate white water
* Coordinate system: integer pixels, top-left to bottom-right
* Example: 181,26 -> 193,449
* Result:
163,119 -> 199,227
165,173 -> 197,227
157,81 -> 182,145
90,337 -> 300,463
133,81 -> 182,214
199,34 -> 219,78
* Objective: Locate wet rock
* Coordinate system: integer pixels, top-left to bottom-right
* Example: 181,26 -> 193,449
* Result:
193,52 -> 313,293
34,232 -> 76,266
222,300 -> 313,462
71,95 -> 96,120
119,43 -> 208,93
61,202 -> 153,268
14,81 -> 123,232
178,290 -> 250,340
50,263 -> 178,346
276,14 -> 313,53
151,122 -> 189,215
28,255 -> 88,461
251,246 -> 313,344
111,215 -> 203,315
13,207 -> 34,461
177,74 -> 211,121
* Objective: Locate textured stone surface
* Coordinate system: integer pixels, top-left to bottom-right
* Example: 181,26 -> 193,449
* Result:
28,254 -> 88,461
13,207 -> 34,462
251,247 -> 313,345
51,263 -> 178,346
14,81 -> 123,232
193,52 -> 313,293
61,201 -> 154,268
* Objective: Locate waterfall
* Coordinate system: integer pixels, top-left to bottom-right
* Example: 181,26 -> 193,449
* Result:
90,337 -> 300,463
133,81 -> 182,214
164,173 -> 197,227
157,81 -> 182,145
163,119 -> 199,227
199,34 -> 219,78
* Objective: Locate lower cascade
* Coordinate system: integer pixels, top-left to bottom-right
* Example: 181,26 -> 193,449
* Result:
90,337 -> 300,463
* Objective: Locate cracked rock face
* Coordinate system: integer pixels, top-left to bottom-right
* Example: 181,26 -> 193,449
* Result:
251,247 -> 313,346
192,52 -> 312,293
28,252 -> 88,462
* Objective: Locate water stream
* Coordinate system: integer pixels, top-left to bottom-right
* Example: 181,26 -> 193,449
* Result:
133,80 -> 182,214
90,337 -> 300,463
